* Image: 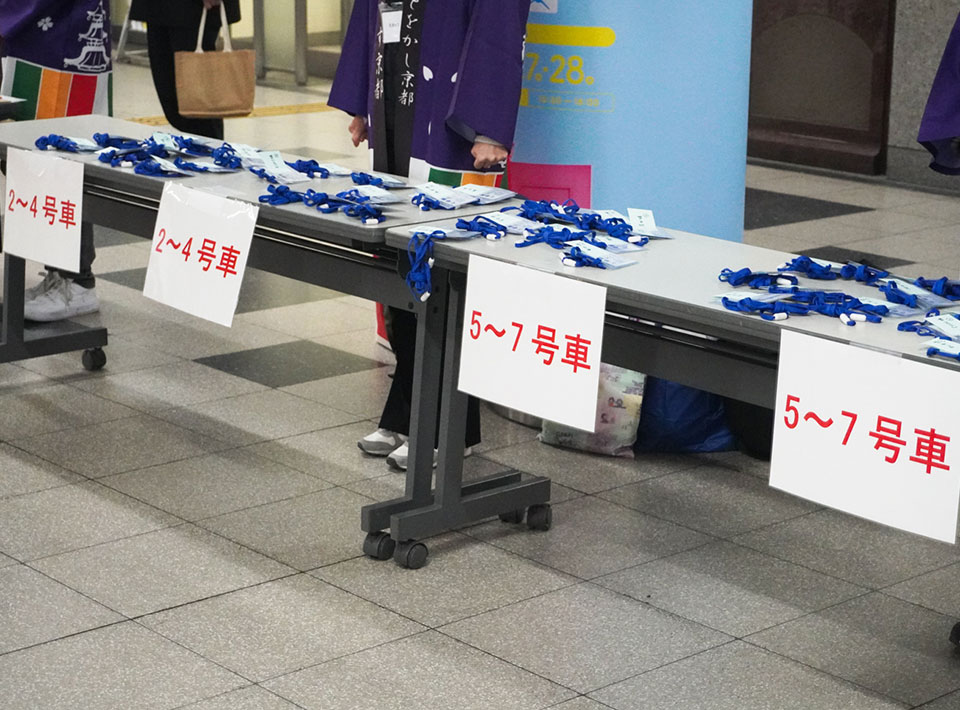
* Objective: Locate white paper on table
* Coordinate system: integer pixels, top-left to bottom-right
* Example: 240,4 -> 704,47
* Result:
416,182 -> 478,209
771,330 -> 960,542
459,254 -> 606,432
143,182 -> 258,327
478,211 -> 540,234
627,207 -> 673,239
3,147 -> 83,271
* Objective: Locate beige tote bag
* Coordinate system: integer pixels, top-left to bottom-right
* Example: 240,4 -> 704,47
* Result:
174,3 -> 255,118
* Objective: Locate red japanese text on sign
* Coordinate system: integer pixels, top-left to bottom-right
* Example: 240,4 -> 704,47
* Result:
782,394 -> 950,474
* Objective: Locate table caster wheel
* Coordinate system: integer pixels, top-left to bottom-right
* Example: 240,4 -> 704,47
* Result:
950,622 -> 960,646
498,509 -> 525,524
526,504 -> 552,531
82,347 -> 106,371
394,540 -> 428,569
362,531 -> 396,561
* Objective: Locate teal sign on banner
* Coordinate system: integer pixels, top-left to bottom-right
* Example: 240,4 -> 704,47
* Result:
510,1 -> 753,242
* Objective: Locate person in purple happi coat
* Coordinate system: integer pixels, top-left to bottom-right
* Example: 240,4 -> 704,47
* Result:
331,0 -> 531,470
0,0 -> 110,321
919,12 -> 960,174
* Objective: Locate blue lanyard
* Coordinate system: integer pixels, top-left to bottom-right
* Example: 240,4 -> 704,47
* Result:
840,263 -> 889,285
287,160 -> 329,179
351,171 -> 384,187
898,320 -> 947,338
915,276 -> 960,300
778,256 -> 838,280
303,189 -> 340,212
249,167 -> 278,184
212,145 -> 243,169
173,158 -> 213,173
93,133 -> 142,150
561,246 -> 606,269
573,212 -> 634,240
721,297 -> 809,321
502,198 -> 580,223
723,290 -> 886,324
173,136 -> 215,156
259,184 -> 304,205
35,134 -> 83,152
516,225 -> 593,249
878,280 -> 918,308
406,230 -> 447,301
456,216 -> 507,240
718,267 -> 798,289
133,159 -> 187,178
411,193 -> 446,211
927,345 -> 960,361
98,147 -> 162,167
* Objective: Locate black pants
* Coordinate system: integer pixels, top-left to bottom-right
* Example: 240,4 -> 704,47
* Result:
146,20 -> 225,140
379,307 -> 482,448
52,222 -> 95,288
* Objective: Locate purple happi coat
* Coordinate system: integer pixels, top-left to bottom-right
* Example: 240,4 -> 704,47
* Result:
0,0 -> 112,120
328,0 -> 530,184
919,12 -> 960,175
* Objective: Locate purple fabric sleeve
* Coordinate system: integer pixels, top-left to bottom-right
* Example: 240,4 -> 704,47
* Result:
918,12 -> 960,174
328,0 -> 373,118
0,0 -> 61,39
446,0 -> 530,148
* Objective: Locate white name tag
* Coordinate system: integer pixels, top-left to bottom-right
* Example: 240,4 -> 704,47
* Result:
479,211 -> 540,234
927,315 -> 960,340
382,9 -> 402,44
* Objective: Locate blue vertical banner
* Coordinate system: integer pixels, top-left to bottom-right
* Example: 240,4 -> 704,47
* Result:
510,1 -> 753,242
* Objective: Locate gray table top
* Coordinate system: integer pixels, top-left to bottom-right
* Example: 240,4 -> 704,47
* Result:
0,116 -> 518,248
385,220 -> 960,371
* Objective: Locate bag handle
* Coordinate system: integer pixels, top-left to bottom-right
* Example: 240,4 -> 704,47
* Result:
194,3 -> 233,54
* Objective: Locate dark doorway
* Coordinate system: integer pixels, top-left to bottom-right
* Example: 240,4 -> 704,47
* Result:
748,0 -> 896,174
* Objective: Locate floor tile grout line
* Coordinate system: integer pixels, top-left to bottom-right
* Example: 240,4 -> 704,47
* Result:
249,627 -> 437,689
873,588 -> 960,626
430,626 -> 586,698
0,617 -> 131,660
724,516 -> 960,593
581,638 -> 742,700
168,684 -> 311,710
738,637 -> 914,708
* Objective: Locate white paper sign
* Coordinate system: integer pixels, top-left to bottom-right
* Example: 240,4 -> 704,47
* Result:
458,255 -> 606,431
771,330 -> 960,542
3,147 -> 83,271
143,183 -> 258,327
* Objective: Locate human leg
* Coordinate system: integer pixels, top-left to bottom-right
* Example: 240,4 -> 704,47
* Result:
25,222 -> 99,321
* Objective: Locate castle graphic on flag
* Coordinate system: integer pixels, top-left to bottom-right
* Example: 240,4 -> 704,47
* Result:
0,0 -> 112,120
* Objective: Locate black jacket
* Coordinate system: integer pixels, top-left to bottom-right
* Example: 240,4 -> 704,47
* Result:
129,0 -> 241,27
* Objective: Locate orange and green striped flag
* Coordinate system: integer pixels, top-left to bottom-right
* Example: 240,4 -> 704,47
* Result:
2,58 -> 112,121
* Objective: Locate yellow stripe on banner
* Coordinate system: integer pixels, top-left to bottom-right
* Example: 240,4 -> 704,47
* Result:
526,24 -> 616,47
519,88 -> 530,107
130,101 -> 337,125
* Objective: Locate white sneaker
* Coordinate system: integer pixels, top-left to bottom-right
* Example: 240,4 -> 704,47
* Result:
358,428 -> 407,456
386,443 -> 473,472
24,271 -> 62,302
24,278 -> 99,322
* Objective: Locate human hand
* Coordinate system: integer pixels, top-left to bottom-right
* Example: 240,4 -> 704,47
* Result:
472,141 -> 508,170
349,115 -> 368,147
202,0 -> 222,10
